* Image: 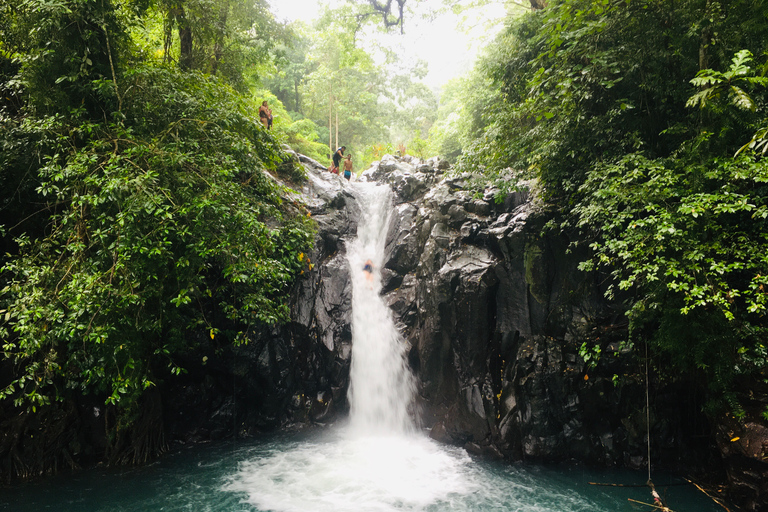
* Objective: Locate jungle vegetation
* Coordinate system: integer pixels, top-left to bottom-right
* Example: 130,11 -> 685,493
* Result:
455,0 -> 768,419
1,0 -> 767,475
0,0 -> 318,469
0,0 -> 448,473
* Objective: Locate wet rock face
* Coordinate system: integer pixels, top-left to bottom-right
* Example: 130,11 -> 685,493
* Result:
714,409 -> 768,511
359,155 -> 767,510
357,155 -> 725,473
279,152 -> 361,424
163,151 -> 362,443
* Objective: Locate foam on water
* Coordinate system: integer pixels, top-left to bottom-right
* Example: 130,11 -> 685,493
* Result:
224,183 -> 468,510
223,432 -> 481,512
221,428 -> 631,512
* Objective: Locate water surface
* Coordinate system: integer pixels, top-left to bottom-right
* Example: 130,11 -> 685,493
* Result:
0,428 -> 723,512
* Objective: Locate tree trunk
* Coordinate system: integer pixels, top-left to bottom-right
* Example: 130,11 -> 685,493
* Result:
211,2 -> 229,75
329,85 -> 333,159
174,3 -> 193,70
294,80 -> 301,114
699,0 -> 713,71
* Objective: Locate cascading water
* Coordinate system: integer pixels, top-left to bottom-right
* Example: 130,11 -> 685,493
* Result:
217,181 -> 696,512
220,181 -> 487,512
346,183 -> 416,435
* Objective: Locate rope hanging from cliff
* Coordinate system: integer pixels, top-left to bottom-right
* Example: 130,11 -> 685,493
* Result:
646,340 -> 652,483
589,342 -> 677,511
641,345 -> 729,512
644,341 -> 673,512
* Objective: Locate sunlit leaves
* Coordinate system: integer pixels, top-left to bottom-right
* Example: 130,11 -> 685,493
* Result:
574,149 -> 768,405
737,126 -> 768,157
576,152 -> 768,317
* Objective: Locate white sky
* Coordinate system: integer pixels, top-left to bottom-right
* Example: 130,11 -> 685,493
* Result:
270,0 -> 510,88
271,0 -> 323,23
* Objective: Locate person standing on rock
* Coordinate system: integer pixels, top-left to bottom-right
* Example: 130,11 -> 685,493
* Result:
331,146 -> 345,174
259,101 -> 272,130
343,154 -> 353,180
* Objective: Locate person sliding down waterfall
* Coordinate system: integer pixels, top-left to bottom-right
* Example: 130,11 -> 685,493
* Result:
362,259 -> 374,285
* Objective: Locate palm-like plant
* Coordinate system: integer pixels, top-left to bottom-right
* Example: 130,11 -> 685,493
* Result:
686,49 -> 768,111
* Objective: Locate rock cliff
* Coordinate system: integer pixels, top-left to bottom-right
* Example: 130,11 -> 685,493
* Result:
3,149 -> 763,510
162,151 -> 766,510
287,152 -> 765,510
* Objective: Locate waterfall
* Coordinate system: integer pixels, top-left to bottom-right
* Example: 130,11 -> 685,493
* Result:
346,183 -> 416,435
217,179 -> 694,512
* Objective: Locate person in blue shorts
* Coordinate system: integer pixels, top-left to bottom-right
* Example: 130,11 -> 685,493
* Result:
343,154 -> 353,180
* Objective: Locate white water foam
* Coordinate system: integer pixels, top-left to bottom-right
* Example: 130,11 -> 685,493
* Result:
224,433 -> 479,512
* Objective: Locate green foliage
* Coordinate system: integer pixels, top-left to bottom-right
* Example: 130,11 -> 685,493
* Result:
463,0 -> 768,413
424,76 -> 473,162
281,117 -> 332,164
0,65 -> 314,417
254,89 -> 330,164
281,20 -> 387,165
738,125 -> 768,157
0,0 -> 131,117
263,25 -> 316,113
0,0 -> 315,467
257,7 -> 447,170
575,150 -> 768,391
363,142 -> 396,164
149,0 -> 287,87
578,341 -> 601,372
576,152 -> 768,318
406,131 -> 429,159
383,63 -> 438,144
687,50 -> 768,112
463,0 -> 768,196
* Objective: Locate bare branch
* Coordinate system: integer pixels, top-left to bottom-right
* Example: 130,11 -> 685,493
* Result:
365,0 -> 407,33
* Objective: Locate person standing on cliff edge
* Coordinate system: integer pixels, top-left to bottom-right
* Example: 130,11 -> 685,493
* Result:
259,101 -> 272,130
343,154 -> 353,180
331,146 -> 345,174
